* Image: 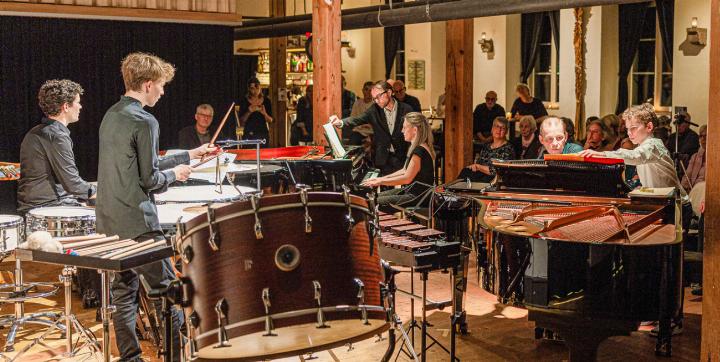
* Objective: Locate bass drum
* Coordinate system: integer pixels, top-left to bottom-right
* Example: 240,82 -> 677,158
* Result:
176,191 -> 388,361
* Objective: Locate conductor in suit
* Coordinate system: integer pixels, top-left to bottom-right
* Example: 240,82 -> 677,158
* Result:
329,80 -> 412,175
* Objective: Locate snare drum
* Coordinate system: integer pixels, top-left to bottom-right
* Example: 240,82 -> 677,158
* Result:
0,215 -> 24,253
26,206 -> 96,237
176,192 -> 388,361
155,185 -> 255,204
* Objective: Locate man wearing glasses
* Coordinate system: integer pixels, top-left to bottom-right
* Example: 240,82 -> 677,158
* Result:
473,91 -> 506,143
330,80 -> 413,175
178,103 -> 215,149
391,79 -> 422,113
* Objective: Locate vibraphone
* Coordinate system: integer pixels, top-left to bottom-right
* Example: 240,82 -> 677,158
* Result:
376,212 -> 463,362
16,234 -> 173,362
377,213 -> 461,271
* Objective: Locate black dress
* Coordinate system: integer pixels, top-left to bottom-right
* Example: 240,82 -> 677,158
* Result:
405,146 -> 435,196
457,142 -> 516,182
240,96 -> 272,147
510,97 -> 548,119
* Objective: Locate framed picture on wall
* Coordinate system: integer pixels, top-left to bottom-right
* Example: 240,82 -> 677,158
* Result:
407,60 -> 425,90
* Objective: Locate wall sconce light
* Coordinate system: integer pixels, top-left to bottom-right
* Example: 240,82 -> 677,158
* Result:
479,32 -> 494,53
687,17 -> 707,46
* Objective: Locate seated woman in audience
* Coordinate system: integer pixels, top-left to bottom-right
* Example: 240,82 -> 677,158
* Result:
510,83 -> 548,120
681,124 -> 706,191
511,115 -> 542,159
583,120 -> 615,151
457,117 -> 516,183
601,114 -> 623,150
362,112 -> 435,210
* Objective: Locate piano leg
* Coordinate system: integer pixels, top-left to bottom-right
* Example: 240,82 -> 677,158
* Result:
655,318 -> 672,357
528,307 -> 638,362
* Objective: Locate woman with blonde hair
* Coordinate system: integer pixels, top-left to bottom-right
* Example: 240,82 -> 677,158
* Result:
510,83 -> 548,120
457,117 -> 516,182
363,112 -> 435,209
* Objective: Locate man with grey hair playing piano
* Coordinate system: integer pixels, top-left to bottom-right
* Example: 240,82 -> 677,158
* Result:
537,117 -> 583,156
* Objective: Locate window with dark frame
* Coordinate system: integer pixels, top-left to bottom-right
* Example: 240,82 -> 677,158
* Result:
531,14 -> 559,104
631,3 -> 673,108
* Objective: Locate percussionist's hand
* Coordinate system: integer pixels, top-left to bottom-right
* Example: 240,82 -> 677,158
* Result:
329,115 -> 343,127
189,143 -> 218,160
578,149 -> 603,157
173,164 -> 192,182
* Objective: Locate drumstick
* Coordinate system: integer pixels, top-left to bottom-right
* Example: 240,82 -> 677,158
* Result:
109,240 -> 167,260
62,235 -> 120,249
192,151 -> 223,169
102,239 -> 157,259
210,102 -> 235,146
55,234 -> 107,243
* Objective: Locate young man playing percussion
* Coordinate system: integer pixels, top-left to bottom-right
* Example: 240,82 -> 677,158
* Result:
17,79 -> 96,213
96,52 -> 215,362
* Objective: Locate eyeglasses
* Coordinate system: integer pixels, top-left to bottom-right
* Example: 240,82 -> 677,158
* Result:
493,125 -> 508,130
373,90 -> 390,102
485,97 -> 497,101
196,113 -> 213,118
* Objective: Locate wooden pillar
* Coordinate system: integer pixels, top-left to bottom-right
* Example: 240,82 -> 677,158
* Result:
312,0 -> 341,146
269,0 -> 287,147
444,19 -> 474,182
702,0 -> 720,359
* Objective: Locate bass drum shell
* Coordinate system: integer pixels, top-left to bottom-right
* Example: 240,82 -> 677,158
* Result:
178,192 -> 387,360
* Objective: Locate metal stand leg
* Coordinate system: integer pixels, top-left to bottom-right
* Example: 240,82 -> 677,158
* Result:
0,259 -> 63,353
100,270 -> 115,362
58,266 -> 101,358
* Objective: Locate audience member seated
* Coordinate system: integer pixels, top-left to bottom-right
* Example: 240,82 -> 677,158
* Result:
290,85 -> 313,145
473,90 -> 506,143
348,81 -> 376,145
457,117 -> 515,183
537,117 -> 584,156
362,112 -> 435,212
667,111 -> 700,177
392,79 -> 422,112
601,114 -> 623,150
560,117 -> 579,145
511,116 -> 542,159
178,103 -> 215,149
510,83 -> 548,120
584,120 -> 615,151
681,125 -> 706,192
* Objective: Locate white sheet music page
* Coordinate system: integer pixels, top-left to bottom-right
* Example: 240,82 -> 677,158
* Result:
323,122 -> 346,158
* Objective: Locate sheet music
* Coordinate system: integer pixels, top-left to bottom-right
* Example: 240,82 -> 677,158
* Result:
323,122 -> 346,158
188,153 -> 253,183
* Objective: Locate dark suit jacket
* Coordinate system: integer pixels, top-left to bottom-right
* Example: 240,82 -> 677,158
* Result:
343,99 -> 412,169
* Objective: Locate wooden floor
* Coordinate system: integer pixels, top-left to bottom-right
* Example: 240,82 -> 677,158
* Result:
0,258 -> 701,361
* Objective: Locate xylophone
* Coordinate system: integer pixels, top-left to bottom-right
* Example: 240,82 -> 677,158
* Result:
377,213 -> 462,271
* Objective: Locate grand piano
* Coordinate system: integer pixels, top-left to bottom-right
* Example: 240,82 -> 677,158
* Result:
446,154 -> 683,361
223,145 -> 369,193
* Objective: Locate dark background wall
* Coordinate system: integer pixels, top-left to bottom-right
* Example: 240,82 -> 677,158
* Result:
0,16 -> 256,213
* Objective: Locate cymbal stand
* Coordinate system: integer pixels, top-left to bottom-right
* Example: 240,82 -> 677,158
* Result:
0,258 -> 63,355
11,266 -> 101,361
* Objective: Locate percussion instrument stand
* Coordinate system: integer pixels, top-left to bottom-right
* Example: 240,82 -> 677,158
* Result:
99,270 -> 115,362
396,267 -> 458,362
0,259 -> 63,354
11,266 -> 101,361
380,263 -> 418,362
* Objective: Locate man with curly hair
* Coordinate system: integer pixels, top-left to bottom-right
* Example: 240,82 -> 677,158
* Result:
17,79 -> 96,213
